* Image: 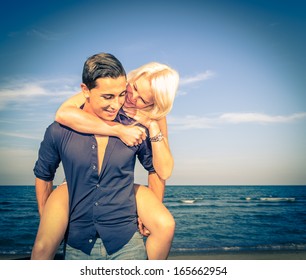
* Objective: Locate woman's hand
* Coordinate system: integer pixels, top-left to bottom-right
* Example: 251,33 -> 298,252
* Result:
124,107 -> 152,128
118,125 -> 147,146
138,217 -> 150,237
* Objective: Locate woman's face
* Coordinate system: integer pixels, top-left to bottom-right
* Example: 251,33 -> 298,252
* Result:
124,76 -> 154,110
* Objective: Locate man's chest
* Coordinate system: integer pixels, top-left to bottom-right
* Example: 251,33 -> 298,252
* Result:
95,135 -> 108,174
60,133 -> 138,173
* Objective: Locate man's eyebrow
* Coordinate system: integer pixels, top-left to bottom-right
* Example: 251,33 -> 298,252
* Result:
101,89 -> 127,96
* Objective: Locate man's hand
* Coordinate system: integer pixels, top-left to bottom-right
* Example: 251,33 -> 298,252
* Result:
119,125 -> 147,146
138,217 -> 150,237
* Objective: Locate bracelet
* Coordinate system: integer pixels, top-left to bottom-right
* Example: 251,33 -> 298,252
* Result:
149,131 -> 164,142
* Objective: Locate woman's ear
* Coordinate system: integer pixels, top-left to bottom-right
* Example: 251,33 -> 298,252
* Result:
81,83 -> 90,98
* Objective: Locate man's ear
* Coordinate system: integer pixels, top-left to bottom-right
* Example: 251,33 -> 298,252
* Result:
81,83 -> 90,98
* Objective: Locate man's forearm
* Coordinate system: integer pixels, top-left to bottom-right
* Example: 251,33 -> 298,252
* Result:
35,178 -> 53,217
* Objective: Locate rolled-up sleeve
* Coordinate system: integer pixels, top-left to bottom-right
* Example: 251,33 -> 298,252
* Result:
33,122 -> 61,181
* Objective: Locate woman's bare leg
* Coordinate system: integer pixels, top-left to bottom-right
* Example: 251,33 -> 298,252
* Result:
135,185 -> 175,260
31,183 -> 69,260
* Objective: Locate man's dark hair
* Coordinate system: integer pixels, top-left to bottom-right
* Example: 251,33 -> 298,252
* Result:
82,53 -> 126,90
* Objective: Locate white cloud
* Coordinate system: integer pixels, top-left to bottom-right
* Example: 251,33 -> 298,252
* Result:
27,28 -> 65,41
168,115 -> 214,130
7,28 -> 65,41
179,70 -> 215,86
168,112 -> 306,130
219,112 -> 306,124
0,76 -> 79,110
0,131 -> 41,140
176,70 -> 216,97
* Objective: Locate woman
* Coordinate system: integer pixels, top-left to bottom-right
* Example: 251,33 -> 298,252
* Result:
31,62 -> 179,260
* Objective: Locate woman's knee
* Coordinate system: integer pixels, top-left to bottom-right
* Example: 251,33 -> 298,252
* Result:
154,211 -> 176,237
32,237 -> 56,258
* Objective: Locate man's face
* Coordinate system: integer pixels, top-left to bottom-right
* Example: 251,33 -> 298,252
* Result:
82,76 -> 127,121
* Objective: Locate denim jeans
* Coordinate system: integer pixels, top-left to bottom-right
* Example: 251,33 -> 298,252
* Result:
65,231 -> 147,260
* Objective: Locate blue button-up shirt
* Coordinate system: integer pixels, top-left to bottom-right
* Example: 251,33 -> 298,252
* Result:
34,109 -> 155,255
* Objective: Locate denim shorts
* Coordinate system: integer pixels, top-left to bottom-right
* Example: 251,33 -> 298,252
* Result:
65,231 -> 147,260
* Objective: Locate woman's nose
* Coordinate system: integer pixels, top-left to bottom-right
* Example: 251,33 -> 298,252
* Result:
131,89 -> 139,101
127,84 -> 139,101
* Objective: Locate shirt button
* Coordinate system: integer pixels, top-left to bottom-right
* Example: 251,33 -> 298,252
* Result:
96,184 -> 100,188
92,165 -> 96,170
92,144 -> 95,149
94,202 -> 99,206
89,239 -> 93,243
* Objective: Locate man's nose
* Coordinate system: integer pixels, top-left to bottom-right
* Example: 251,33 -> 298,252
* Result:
110,97 -> 122,109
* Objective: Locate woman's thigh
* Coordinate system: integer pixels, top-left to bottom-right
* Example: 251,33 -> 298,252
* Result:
37,183 -> 69,240
135,185 -> 174,232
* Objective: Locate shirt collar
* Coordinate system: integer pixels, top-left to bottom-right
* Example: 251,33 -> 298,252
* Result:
115,108 -> 135,125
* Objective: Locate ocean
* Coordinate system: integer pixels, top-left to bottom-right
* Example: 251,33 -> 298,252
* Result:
0,185 -> 306,257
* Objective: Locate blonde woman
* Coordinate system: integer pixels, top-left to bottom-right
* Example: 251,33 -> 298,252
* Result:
32,61 -> 179,260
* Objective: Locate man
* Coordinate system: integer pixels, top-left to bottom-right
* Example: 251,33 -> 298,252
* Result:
33,53 -> 154,259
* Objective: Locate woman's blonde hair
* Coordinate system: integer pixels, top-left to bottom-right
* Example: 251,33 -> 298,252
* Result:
127,62 -> 179,120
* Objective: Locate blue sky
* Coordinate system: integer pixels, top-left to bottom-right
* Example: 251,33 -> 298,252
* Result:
0,0 -> 305,185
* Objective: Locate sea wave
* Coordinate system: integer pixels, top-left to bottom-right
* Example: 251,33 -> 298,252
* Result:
171,243 -> 306,254
259,197 -> 295,202
244,197 -> 296,202
180,199 -> 196,204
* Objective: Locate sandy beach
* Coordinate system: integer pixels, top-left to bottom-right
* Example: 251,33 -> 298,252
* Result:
1,250 -> 305,260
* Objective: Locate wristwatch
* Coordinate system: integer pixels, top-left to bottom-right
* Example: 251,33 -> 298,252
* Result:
149,131 -> 164,142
